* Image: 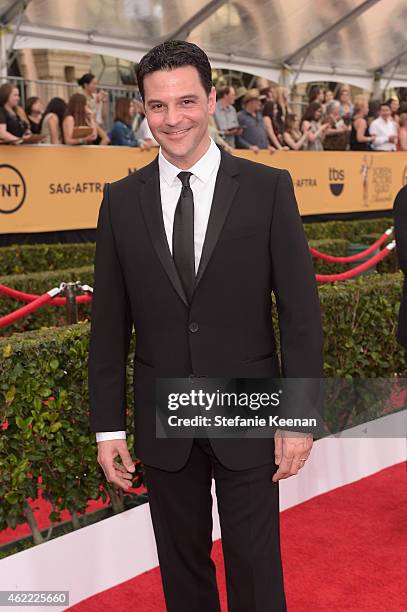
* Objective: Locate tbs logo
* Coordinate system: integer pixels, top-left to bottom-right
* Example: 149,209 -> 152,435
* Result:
329,168 -> 344,196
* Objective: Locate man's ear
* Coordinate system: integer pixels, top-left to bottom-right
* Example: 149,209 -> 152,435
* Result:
208,85 -> 217,114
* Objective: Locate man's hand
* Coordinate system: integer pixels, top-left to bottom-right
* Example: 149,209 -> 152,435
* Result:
97,439 -> 135,491
272,428 -> 313,482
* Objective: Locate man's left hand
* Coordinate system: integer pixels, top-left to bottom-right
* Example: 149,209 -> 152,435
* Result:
272,428 -> 313,482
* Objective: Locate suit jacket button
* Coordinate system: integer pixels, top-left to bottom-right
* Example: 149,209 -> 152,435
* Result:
189,322 -> 199,333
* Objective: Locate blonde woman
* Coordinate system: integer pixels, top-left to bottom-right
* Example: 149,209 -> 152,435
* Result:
350,95 -> 375,151
337,84 -> 354,125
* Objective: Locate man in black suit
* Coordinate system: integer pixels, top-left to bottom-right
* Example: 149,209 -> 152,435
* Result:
394,185 -> 407,358
88,40 -> 323,612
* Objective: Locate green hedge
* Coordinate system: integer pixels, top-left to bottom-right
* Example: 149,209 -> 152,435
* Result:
319,272 -> 404,376
0,266 -> 94,337
0,323 -> 142,549
0,243 -> 95,276
304,217 -> 393,242
0,272 -> 404,553
0,217 -> 394,277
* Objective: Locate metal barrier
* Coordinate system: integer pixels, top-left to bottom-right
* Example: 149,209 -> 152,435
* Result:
0,75 -> 138,130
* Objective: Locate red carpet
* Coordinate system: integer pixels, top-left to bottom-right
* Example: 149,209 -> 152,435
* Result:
66,462 -> 407,611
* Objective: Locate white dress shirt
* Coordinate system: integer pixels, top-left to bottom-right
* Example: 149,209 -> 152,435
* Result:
369,117 -> 398,151
96,138 -> 221,442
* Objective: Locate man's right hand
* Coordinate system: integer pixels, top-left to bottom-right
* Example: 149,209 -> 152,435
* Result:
97,439 -> 135,491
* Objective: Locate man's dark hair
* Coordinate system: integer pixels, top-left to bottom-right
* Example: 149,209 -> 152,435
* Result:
379,102 -> 391,109
218,86 -> 232,99
136,40 -> 213,100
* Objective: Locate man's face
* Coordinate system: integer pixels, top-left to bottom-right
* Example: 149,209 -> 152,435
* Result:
227,87 -> 236,105
143,66 -> 216,166
246,98 -> 260,113
379,105 -> 391,120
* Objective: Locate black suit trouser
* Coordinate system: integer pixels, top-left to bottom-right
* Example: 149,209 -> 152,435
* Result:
143,437 -> 287,612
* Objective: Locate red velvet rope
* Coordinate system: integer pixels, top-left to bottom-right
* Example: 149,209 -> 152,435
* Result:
315,244 -> 394,282
310,229 -> 392,263
0,284 -> 91,305
0,293 -> 54,328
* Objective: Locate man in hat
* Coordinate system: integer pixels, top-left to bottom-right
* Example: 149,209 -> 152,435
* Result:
237,88 -> 270,151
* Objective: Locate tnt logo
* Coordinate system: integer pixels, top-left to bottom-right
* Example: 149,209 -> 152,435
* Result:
0,164 -> 26,214
329,167 -> 345,196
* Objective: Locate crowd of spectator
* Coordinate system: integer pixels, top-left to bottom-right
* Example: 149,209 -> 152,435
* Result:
211,83 -> 407,153
0,72 -> 158,149
1,74 -> 407,152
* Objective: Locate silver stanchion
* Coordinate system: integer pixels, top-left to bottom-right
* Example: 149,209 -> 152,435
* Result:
61,282 -> 78,325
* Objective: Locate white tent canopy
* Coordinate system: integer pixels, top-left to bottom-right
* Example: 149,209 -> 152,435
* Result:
1,0 -> 407,91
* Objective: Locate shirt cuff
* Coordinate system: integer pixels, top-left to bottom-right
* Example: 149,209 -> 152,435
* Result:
95,431 -> 126,442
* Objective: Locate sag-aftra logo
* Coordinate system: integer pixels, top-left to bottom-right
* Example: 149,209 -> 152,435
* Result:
0,164 -> 26,214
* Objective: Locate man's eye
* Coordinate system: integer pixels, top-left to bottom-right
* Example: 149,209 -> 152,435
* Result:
182,100 -> 193,105
151,104 -> 163,110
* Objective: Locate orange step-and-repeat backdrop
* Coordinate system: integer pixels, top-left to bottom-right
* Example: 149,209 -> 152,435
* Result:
1,146 -> 405,234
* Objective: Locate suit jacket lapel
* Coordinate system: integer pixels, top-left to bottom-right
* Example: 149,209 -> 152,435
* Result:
195,150 -> 239,289
139,158 -> 189,307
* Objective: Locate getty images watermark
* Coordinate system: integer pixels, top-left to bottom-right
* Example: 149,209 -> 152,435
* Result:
155,378 -> 407,438
166,388 -> 316,429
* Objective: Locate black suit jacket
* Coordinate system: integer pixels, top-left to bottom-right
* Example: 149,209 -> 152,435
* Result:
394,184 -> 407,349
88,150 -> 324,470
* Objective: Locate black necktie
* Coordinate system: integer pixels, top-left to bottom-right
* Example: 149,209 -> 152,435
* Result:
172,171 -> 195,302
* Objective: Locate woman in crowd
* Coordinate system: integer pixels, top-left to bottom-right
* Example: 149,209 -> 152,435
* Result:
323,100 -> 349,150
109,97 -> 139,147
350,95 -> 375,151
387,96 -> 400,124
321,89 -> 334,112
62,93 -> 97,145
337,84 -> 354,125
308,85 -> 324,105
39,97 -> 67,144
283,113 -> 309,150
262,100 -> 285,149
398,113 -> 407,151
301,102 -> 329,150
25,96 -> 43,134
77,73 -> 110,145
0,83 -> 31,143
274,86 -> 291,134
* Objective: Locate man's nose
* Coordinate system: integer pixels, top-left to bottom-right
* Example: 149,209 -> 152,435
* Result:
165,105 -> 183,126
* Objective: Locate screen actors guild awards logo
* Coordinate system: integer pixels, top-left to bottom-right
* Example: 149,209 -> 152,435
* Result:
360,155 -> 374,208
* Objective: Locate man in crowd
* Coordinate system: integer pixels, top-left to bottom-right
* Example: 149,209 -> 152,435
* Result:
213,85 -> 241,147
369,102 -> 398,151
237,88 -> 270,151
